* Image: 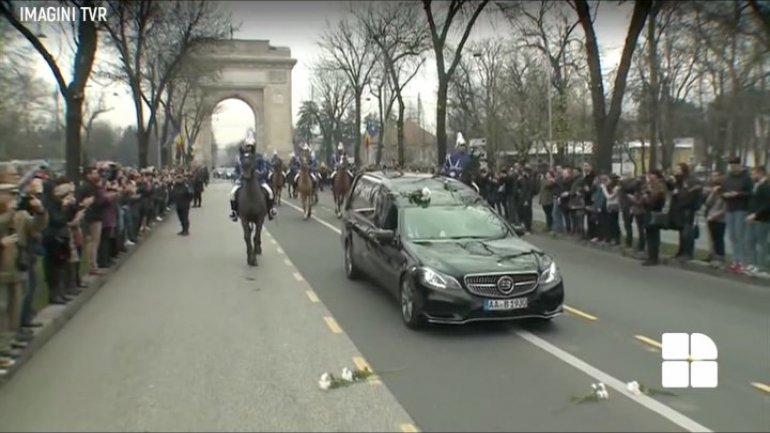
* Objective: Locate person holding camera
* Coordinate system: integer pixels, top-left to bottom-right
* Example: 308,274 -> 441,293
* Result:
77,167 -> 106,276
0,172 -> 48,369
42,178 -> 83,305
641,170 -> 668,266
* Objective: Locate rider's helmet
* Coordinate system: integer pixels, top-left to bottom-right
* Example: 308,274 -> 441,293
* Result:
301,143 -> 311,155
337,142 -> 344,152
243,136 -> 256,153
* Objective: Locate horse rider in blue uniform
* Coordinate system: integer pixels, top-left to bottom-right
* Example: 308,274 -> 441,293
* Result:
229,141 -> 278,221
443,132 -> 470,179
293,143 -> 319,189
330,142 -> 351,182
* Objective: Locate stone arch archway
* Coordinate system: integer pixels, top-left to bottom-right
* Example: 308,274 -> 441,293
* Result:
185,39 -> 296,166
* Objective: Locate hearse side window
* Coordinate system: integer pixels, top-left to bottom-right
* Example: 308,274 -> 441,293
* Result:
348,176 -> 380,221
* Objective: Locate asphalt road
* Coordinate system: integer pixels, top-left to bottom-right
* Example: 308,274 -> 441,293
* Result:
0,187 -> 415,432
268,185 -> 769,432
530,206 -> 729,255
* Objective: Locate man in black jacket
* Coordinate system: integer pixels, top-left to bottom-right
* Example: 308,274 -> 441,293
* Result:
721,157 -> 754,272
172,173 -> 194,236
745,166 -> 769,274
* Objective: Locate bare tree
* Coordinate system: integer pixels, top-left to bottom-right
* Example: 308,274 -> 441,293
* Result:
423,0 -> 490,166
500,0 -> 584,162
318,17 -> 379,164
1,0 -> 99,181
311,66 -> 355,160
102,0 -> 230,168
368,62 -> 398,165
82,93 -> 113,150
358,2 -> 431,166
571,0 -> 652,172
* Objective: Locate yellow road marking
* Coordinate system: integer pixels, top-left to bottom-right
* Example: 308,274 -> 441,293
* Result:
306,290 -> 320,303
635,335 -> 662,350
400,424 -> 419,432
276,247 -> 284,254
292,272 -> 303,282
323,316 -> 342,334
751,382 -> 770,394
564,305 -> 598,321
353,356 -> 382,385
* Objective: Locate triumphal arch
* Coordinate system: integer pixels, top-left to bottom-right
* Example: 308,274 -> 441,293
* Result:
185,39 -> 297,166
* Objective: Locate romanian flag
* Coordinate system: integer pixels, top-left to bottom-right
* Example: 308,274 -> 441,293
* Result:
174,131 -> 184,155
365,119 -> 377,149
364,133 -> 371,149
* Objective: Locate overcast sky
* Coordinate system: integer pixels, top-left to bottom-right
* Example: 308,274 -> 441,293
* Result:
24,0 -> 633,146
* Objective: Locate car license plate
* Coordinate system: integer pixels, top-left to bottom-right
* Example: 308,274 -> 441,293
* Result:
484,297 -> 528,311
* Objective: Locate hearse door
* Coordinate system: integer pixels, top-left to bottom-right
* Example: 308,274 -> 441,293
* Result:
371,196 -> 404,294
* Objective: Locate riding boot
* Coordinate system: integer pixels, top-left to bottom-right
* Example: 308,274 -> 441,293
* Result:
229,200 -> 238,221
267,195 -> 276,220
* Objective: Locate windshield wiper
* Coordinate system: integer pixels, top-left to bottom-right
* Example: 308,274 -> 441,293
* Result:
443,235 -> 489,240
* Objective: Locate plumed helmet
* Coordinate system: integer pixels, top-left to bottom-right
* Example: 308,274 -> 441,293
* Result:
289,151 -> 295,158
302,143 -> 311,151
337,142 -> 344,150
273,149 -> 278,155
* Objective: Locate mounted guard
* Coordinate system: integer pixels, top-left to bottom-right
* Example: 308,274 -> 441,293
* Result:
293,143 -> 320,189
443,132 -> 470,179
330,142 -> 352,182
229,140 -> 278,222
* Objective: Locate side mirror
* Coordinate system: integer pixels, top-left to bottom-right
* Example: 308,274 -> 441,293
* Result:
511,223 -> 526,237
370,228 -> 395,244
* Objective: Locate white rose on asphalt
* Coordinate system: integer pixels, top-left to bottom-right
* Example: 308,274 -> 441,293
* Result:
421,187 -> 431,200
318,372 -> 332,391
341,367 -> 354,382
626,381 -> 641,395
596,382 -> 609,400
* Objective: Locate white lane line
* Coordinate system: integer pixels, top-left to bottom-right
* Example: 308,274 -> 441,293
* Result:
284,258 -> 292,266
517,330 -> 711,432
293,272 -> 304,282
276,246 -> 284,254
284,201 -> 342,234
282,197 -> 713,433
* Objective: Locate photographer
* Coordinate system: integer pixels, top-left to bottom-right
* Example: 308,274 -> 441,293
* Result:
77,167 -> 107,276
42,178 -> 82,305
668,163 -> 703,261
642,170 -> 668,266
0,172 -> 48,368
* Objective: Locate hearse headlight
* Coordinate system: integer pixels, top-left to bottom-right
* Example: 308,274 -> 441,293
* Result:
418,267 -> 462,291
539,257 -> 561,285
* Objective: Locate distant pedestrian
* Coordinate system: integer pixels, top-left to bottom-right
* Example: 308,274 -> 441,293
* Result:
721,157 -> 754,273
172,173 -> 193,236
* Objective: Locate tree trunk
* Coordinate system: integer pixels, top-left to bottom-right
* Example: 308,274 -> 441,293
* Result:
575,0 -> 651,173
647,9 -> 659,170
354,96 -> 363,164
397,95 -> 406,167
436,80 -> 449,166
64,96 -> 84,182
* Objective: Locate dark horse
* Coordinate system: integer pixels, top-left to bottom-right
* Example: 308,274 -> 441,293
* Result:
237,153 -> 268,266
270,158 -> 286,206
332,160 -> 352,218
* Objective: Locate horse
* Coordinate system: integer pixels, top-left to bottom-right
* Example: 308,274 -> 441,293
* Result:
332,159 -> 352,218
296,160 -> 315,220
287,165 -> 298,199
270,158 -> 286,206
236,153 -> 268,266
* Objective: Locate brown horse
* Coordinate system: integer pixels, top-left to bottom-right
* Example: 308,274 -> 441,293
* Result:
271,158 -> 286,206
332,160 -> 352,218
297,161 -> 314,220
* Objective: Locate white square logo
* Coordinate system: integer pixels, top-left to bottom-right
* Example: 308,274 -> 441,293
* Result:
661,333 -> 718,389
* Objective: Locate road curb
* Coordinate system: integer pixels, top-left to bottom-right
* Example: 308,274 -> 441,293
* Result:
528,230 -> 770,288
0,215 -> 170,387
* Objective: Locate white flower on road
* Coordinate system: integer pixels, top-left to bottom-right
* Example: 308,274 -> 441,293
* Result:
626,381 -> 641,395
318,372 -> 332,391
421,187 -> 431,200
592,382 -> 609,400
341,367 -> 354,382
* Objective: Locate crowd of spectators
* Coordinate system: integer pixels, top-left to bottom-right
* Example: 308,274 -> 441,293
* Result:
1,163 -> 208,373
